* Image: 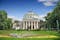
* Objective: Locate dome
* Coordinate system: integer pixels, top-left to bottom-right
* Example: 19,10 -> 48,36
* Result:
23,11 -> 39,20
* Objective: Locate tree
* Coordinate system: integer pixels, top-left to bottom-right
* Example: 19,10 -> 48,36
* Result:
0,10 -> 7,30
0,10 -> 13,30
45,1 -> 60,31
53,1 -> 60,31
6,18 -> 13,30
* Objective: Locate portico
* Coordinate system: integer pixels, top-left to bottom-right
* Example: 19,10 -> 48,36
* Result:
23,21 -> 39,30
22,11 -> 40,30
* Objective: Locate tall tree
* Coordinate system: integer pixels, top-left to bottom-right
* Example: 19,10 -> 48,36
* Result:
0,10 -> 13,30
0,10 -> 7,30
45,1 -> 60,30
6,18 -> 13,30
52,1 -> 60,30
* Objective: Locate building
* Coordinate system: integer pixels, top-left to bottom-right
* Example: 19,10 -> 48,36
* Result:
13,11 -> 40,30
12,20 -> 22,30
22,11 -> 40,30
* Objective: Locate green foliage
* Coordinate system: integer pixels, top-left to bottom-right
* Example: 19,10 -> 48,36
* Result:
0,10 -> 12,30
0,10 -> 7,30
45,1 -> 60,30
6,18 -> 13,30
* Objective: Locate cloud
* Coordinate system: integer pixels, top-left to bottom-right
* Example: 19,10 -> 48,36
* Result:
8,16 -> 22,21
37,0 -> 59,6
38,0 -> 46,2
8,16 -> 15,18
43,2 -> 55,6
39,14 -> 46,21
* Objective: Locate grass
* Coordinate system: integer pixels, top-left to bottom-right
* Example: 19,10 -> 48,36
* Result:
28,31 -> 58,35
0,30 -> 60,40
0,30 -> 58,35
0,37 -> 60,40
0,30 -> 22,35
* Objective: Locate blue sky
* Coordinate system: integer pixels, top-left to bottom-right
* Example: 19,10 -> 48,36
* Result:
0,0 -> 59,20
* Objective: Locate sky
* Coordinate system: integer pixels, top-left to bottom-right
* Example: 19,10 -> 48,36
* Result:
0,0 -> 59,21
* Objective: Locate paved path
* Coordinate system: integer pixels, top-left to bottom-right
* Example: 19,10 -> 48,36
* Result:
0,34 -> 58,38
26,35 -> 58,38
0,35 -> 10,37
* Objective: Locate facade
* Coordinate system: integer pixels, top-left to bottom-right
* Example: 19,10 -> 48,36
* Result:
22,11 -> 40,30
13,11 -> 40,30
12,20 -> 22,30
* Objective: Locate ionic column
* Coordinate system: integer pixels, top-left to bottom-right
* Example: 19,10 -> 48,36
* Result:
31,21 -> 33,30
26,21 -> 27,29
34,21 -> 36,29
23,21 -> 25,29
37,21 -> 38,29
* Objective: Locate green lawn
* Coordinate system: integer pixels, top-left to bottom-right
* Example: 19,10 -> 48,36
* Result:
0,37 -> 60,40
0,30 -> 60,40
0,30 -> 58,35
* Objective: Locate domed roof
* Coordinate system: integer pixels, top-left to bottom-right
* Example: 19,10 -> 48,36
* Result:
23,11 -> 39,20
